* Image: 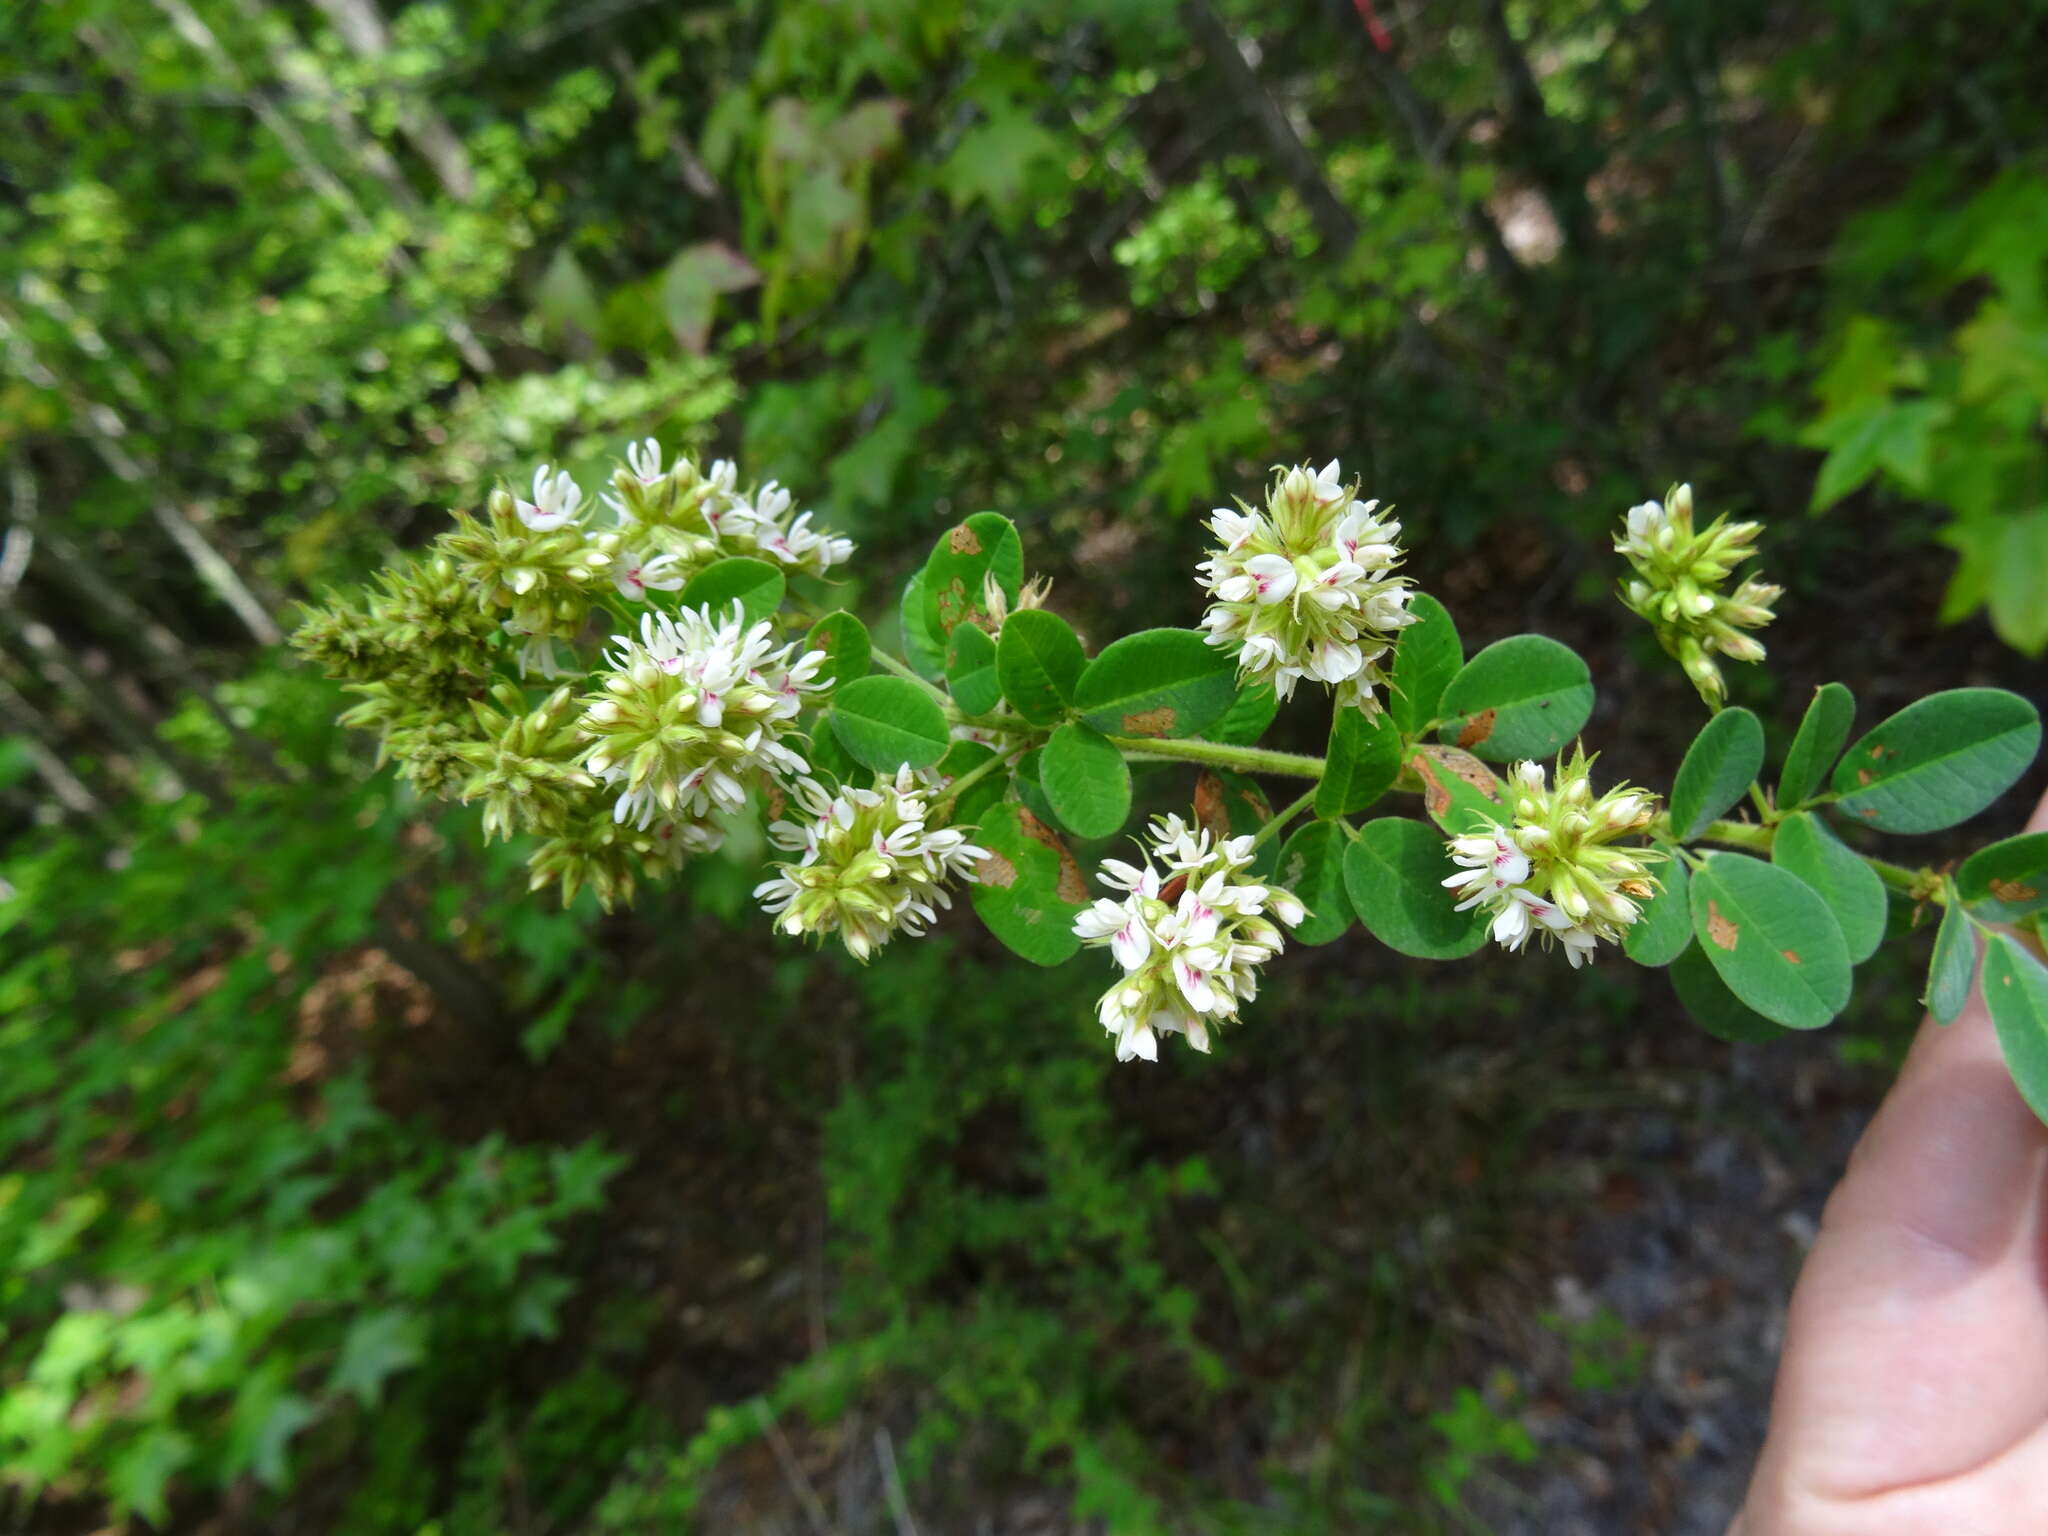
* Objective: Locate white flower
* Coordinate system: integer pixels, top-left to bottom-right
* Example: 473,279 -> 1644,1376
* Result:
579,603 -> 826,828
1074,814 -> 1301,1062
1198,460 -> 1417,716
717,478 -> 856,575
517,465 -> 584,531
611,547 -> 686,601
754,768 -> 988,960
1443,747 -> 1663,966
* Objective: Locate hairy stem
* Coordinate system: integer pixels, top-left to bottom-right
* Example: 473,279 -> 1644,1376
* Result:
1251,786 -> 1319,849
1107,735 -> 1326,779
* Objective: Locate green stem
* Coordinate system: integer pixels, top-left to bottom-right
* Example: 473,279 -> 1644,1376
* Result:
1106,735 -> 1327,780
1251,786 -> 1318,850
930,747 -> 1012,821
870,645 -> 952,707
1680,815 -> 1945,902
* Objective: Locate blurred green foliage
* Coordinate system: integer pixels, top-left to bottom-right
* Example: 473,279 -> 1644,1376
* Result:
4,0 -> 2046,1526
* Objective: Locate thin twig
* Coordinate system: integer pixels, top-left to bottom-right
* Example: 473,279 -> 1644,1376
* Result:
873,1427 -> 919,1536
758,1404 -> 833,1536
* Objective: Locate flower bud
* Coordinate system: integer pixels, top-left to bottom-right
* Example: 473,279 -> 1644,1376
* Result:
1614,483 -> 1778,704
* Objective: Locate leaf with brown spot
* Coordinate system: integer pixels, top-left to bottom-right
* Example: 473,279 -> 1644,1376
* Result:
1456,708 -> 1496,749
948,524 -> 983,555
1120,706 -> 1176,736
1782,949 -> 1802,964
1705,900 -> 1740,950
1992,878 -> 2041,903
1017,807 -> 1090,904
977,851 -> 1017,888
1410,744 -> 1505,834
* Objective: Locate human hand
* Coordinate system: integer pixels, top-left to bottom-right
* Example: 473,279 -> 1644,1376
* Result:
1732,790 -> 2048,1533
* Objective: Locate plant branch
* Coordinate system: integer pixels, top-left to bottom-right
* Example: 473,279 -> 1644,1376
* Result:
1108,734 -> 1326,780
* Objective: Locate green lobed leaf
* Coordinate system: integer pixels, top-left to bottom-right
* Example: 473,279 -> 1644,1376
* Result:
1670,707 -> 1765,841
1343,817 -> 1491,960
1041,723 -> 1132,840
1926,886 -> 1979,1025
1671,942 -> 1793,1042
1772,812 -> 1887,963
1208,681 -> 1279,745
897,569 -> 947,677
1434,634 -> 1594,762
995,608 -> 1085,726
1409,744 -> 1509,837
328,1307 -> 426,1408
946,622 -> 1002,716
1388,593 -> 1462,739
1778,682 -> 1855,809
1276,821 -> 1353,946
679,556 -> 785,627
829,676 -> 951,771
1315,707 -> 1402,819
1688,852 -> 1853,1029
1984,934 -> 2048,1126
1074,628 -> 1238,740
922,512 -> 1023,640
804,609 -> 871,693
1832,688 -> 2041,834
1956,831 -> 2048,922
967,802 -> 1089,966
1622,844 -> 1692,966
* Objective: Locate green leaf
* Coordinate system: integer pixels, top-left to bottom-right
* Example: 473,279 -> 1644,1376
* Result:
1343,818 -> 1491,960
109,1427 -> 194,1524
946,623 -> 1002,716
1075,628 -> 1238,740
1805,397 -> 1950,512
328,1307 -> 426,1407
996,608 -> 1085,726
1276,821 -> 1353,946
922,512 -> 1023,640
1688,852 -> 1853,1029
535,245 -> 602,344
897,570 -> 946,678
1208,681 -> 1279,745
804,609 -> 871,693
679,556 -> 785,627
1670,707 -> 1765,840
967,802 -> 1089,966
1409,744 -> 1509,837
1984,935 -> 2048,1126
1779,683 -> 1855,809
1315,707 -> 1402,818
1013,745 -> 1060,830
1434,635 -> 1594,762
1832,688 -> 2041,833
1926,887 -> 1978,1025
1388,593 -> 1462,739
1671,942 -> 1792,1042
1772,812 -> 1886,963
1622,845 -> 1691,966
1041,723 -> 1132,840
936,740 -> 1008,828
1988,509 -> 2048,655
1957,832 -> 2048,922
829,676 -> 950,771
658,240 -> 759,354
937,108 -> 1061,220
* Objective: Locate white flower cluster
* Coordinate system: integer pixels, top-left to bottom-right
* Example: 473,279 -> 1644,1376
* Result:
579,604 -> 825,832
601,440 -> 855,583
755,767 -> 989,961
1198,460 -> 1417,714
1074,815 -> 1305,1062
1441,755 -> 1660,968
